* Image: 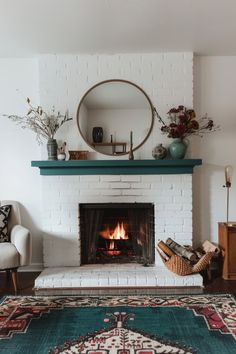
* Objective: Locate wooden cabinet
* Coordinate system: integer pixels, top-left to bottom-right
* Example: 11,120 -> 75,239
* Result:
218,223 -> 236,280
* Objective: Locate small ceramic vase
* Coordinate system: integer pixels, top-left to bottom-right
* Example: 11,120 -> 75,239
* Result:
47,138 -> 58,160
152,144 -> 167,159
58,153 -> 66,160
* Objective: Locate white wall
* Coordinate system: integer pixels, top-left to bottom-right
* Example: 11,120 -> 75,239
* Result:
193,56 -> 236,245
0,58 -> 42,268
39,53 -> 193,160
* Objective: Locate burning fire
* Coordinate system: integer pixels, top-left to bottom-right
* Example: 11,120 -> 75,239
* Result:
100,222 -> 129,256
100,222 -> 129,241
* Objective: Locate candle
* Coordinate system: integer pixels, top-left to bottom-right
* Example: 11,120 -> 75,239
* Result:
225,165 -> 233,184
130,131 -> 133,145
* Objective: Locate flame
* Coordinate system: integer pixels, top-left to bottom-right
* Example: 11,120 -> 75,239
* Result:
110,240 -> 115,250
113,222 -> 128,240
100,222 -> 129,240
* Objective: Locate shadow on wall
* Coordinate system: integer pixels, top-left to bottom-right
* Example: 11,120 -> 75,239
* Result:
18,202 -> 43,265
192,162 -> 226,247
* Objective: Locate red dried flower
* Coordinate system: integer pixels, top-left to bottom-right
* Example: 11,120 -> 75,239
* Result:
189,120 -> 199,130
179,114 -> 188,124
159,105 -> 218,139
168,108 -> 179,114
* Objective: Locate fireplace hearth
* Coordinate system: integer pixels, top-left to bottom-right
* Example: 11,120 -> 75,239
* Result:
79,203 -> 155,265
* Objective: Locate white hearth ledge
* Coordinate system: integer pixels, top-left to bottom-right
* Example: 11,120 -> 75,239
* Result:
34,264 -> 203,289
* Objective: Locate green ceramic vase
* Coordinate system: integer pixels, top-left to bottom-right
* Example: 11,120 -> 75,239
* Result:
169,138 -> 187,159
47,138 -> 58,160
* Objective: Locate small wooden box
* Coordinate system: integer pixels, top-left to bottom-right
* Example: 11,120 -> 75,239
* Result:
68,150 -> 88,160
218,222 -> 236,280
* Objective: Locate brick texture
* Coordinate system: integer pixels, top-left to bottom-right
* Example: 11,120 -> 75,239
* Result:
42,174 -> 193,267
39,52 -> 193,160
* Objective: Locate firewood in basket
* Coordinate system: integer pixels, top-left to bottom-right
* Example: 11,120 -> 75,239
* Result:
156,245 -> 170,261
194,247 -> 205,259
202,240 -> 220,254
157,240 -> 175,257
166,238 -> 197,262
184,245 -> 203,260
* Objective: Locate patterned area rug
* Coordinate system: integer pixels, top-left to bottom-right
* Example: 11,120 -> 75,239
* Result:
0,294 -> 236,353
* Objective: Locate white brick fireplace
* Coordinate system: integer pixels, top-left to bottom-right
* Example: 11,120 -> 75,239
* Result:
35,171 -> 202,289
34,52 -> 202,289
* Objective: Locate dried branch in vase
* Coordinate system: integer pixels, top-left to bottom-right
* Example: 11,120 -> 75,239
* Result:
4,97 -> 72,144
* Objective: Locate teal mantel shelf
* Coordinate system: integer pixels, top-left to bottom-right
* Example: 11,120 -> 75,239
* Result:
31,159 -> 202,176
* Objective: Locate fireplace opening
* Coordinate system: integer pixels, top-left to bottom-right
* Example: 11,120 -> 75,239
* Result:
79,203 -> 155,265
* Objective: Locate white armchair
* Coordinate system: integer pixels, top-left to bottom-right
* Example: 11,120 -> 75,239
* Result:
0,201 -> 32,293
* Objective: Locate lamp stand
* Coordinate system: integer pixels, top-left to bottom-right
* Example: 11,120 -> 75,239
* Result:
226,185 -> 230,224
224,181 -> 231,225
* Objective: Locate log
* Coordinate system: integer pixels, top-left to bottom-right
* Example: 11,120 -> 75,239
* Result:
166,238 -> 197,262
202,240 -> 220,254
157,240 -> 175,257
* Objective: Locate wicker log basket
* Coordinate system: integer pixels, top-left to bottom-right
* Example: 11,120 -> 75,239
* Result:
157,248 -> 214,276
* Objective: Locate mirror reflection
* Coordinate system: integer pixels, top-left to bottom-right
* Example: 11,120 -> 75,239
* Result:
77,80 -> 154,156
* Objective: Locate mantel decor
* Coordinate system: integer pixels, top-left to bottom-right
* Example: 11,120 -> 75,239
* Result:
31,159 -> 202,176
154,105 -> 219,159
5,97 -> 72,160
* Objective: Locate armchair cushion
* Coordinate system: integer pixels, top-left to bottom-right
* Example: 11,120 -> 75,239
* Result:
11,225 -> 32,266
0,243 -> 19,269
0,205 -> 12,242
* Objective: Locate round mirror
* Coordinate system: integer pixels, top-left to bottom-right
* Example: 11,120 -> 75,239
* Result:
77,79 -> 154,156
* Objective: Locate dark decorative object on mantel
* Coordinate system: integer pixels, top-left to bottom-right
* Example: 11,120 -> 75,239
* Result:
128,130 -> 134,160
92,127 -> 103,143
153,105 -> 219,159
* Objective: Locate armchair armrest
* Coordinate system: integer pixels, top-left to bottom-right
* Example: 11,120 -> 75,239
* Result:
10,225 -> 32,266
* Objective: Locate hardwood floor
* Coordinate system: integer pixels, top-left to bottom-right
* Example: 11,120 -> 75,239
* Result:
0,271 -> 236,296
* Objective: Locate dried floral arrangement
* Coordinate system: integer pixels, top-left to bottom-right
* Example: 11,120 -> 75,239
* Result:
154,105 -> 218,139
4,98 -> 72,144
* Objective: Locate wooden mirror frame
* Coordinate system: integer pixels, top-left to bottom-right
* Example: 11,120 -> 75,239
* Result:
76,79 -> 155,156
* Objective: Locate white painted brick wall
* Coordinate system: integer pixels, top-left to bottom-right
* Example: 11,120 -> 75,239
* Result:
39,52 -> 193,160
39,51 -> 194,269
42,174 -> 193,267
